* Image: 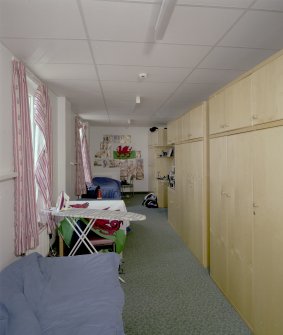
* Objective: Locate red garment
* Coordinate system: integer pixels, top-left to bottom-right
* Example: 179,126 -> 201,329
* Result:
92,219 -> 122,235
70,202 -> 89,208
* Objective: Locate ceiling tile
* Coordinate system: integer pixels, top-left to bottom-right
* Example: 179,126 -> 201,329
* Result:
97,65 -> 192,83
177,0 -> 254,8
123,0 -> 161,3
80,112 -> 109,120
162,6 -> 244,45
81,0 -> 158,42
102,81 -> 179,97
199,47 -> 276,70
0,39 -> 92,64
0,0 -> 85,39
251,0 -> 283,11
157,82 -> 226,117
47,79 -> 105,112
186,68 -> 244,84
220,11 -> 283,49
92,41 -> 211,67
30,64 -> 98,80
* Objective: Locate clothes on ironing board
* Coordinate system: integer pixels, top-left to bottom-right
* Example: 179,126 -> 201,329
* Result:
59,218 -> 126,255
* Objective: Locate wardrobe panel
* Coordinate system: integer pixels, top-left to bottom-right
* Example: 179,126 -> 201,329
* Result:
252,126 -> 283,335
210,137 -> 228,292
226,132 -> 254,326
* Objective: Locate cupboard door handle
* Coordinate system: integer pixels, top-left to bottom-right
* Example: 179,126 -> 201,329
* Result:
221,192 -> 231,198
253,203 -> 259,208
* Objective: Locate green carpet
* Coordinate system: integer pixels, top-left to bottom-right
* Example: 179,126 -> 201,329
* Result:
122,194 -> 251,335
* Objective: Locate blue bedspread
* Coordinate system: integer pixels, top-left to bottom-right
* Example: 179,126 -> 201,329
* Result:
92,177 -> 121,199
0,253 -> 125,335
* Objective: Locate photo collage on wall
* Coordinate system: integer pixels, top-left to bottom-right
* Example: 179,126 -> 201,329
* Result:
94,135 -> 144,180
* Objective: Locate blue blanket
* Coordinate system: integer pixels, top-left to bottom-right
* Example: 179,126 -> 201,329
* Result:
0,253 -> 125,335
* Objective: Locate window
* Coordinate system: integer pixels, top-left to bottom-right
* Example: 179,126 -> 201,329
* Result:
28,78 -> 46,225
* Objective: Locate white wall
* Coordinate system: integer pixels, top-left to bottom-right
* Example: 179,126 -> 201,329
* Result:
0,43 -> 15,269
56,97 -> 76,200
89,126 -> 149,192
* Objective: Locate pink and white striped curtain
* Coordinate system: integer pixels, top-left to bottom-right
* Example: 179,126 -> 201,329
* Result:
75,117 -> 87,196
34,84 -> 54,232
12,60 -> 39,255
81,123 -> 92,185
75,117 -> 92,196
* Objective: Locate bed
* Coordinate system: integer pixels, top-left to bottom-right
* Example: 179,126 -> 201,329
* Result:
0,252 -> 125,335
84,177 -> 121,199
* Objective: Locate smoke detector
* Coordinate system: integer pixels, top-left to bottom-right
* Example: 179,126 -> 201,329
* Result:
139,73 -> 147,79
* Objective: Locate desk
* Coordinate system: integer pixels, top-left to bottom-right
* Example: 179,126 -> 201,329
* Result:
51,201 -> 145,256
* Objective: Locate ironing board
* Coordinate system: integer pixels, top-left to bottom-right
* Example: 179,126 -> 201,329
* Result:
50,208 -> 146,256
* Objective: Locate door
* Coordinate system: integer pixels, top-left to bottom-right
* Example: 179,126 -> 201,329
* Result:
252,126 -> 283,335
251,54 -> 283,124
209,91 -> 226,134
226,132 -> 254,327
209,137 -> 228,292
225,76 -> 252,131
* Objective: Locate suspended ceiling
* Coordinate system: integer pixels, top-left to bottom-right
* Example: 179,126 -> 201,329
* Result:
1,0 -> 283,127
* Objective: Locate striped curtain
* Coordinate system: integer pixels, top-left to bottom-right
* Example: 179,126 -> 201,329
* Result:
81,122 -> 92,185
34,84 -> 55,232
75,117 -> 87,196
12,60 -> 39,255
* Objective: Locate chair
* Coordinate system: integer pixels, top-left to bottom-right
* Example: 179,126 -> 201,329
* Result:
121,175 -> 134,197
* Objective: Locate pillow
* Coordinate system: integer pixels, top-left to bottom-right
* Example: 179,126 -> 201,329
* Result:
0,302 -> 8,335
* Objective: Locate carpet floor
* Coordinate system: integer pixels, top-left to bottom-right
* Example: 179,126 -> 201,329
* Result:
122,194 -> 252,335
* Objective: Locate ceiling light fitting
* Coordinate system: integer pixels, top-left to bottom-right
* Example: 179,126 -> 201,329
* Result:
154,0 -> 177,40
136,96 -> 141,104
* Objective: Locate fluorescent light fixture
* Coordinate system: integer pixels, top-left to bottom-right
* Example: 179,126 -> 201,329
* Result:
154,0 -> 177,40
136,96 -> 141,104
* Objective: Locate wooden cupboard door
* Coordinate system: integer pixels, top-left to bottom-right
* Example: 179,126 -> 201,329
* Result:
225,76 -> 252,131
181,112 -> 191,141
178,143 -> 189,239
190,105 -> 204,139
180,143 -> 195,247
251,54 -> 283,125
167,121 -> 175,144
252,126 -> 283,335
226,132 -> 254,327
168,187 -> 176,229
174,144 -> 183,234
175,118 -> 182,144
209,91 -> 226,134
148,147 -> 155,192
190,141 -> 204,264
209,137 -> 228,292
